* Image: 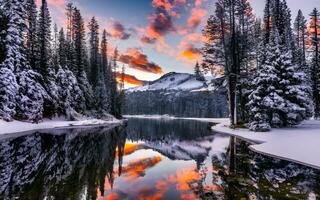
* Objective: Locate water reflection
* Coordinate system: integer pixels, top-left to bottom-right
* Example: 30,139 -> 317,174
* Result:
0,126 -> 126,200
0,118 -> 319,200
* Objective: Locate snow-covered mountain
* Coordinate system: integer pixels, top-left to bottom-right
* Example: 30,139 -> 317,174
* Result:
127,72 -> 223,93
124,72 -> 228,118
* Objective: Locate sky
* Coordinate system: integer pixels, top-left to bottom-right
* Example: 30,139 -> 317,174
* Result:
38,0 -> 319,87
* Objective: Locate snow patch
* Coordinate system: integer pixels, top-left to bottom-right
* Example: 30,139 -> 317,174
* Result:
212,119 -> 320,169
0,117 -> 122,136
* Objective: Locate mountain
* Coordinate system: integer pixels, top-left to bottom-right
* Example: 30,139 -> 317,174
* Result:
127,72 -> 207,92
124,72 -> 228,118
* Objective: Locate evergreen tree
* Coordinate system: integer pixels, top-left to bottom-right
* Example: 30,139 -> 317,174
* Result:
194,62 -> 204,81
294,10 -> 308,72
65,3 -> 76,72
248,29 -> 284,131
52,23 -> 59,69
0,7 -> 8,63
58,28 -> 67,67
99,29 -> 111,112
37,0 -> 59,117
110,48 -> 119,117
309,8 -> 320,118
249,2 -> 313,130
0,1 -> 21,121
25,0 -> 38,69
55,66 -> 84,119
202,0 -> 256,125
88,17 -> 100,87
37,0 -> 51,77
72,7 -> 92,111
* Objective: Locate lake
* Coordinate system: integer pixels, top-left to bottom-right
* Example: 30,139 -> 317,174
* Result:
0,118 -> 319,200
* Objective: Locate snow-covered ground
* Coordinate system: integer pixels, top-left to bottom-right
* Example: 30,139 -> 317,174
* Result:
212,119 -> 320,170
0,117 -> 123,136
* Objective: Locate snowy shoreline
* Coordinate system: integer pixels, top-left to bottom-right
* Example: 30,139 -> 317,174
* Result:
212,120 -> 320,170
0,118 -> 124,138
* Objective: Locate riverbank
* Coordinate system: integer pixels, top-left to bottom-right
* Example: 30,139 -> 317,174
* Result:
0,117 -> 123,136
212,119 -> 320,170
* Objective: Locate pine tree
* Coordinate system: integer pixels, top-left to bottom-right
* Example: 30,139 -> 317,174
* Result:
0,1 -> 21,121
55,66 -> 84,119
248,29 -> 284,131
99,29 -> 111,112
294,10 -> 308,72
0,0 -> 48,122
65,3 -> 76,73
58,28 -> 67,67
309,8 -> 320,118
52,23 -> 59,69
37,0 -> 51,77
72,7 -> 92,111
25,0 -> 38,69
194,62 -> 204,81
110,48 -> 119,117
88,17 -> 100,87
202,0 -> 257,125
0,7 -> 8,63
37,0 -> 59,117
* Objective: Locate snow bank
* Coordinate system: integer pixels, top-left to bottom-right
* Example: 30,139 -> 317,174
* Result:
0,117 -> 122,136
212,119 -> 320,170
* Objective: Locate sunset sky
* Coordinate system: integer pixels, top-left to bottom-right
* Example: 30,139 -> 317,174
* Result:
40,0 -> 318,86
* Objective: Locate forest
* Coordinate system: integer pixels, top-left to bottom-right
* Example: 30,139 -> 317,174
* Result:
0,0 -> 125,123
201,0 -> 320,131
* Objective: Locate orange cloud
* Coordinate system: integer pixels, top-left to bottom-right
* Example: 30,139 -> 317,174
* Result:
187,8 -> 208,30
177,42 -> 202,62
115,72 -> 146,86
108,21 -> 131,40
119,48 -> 164,74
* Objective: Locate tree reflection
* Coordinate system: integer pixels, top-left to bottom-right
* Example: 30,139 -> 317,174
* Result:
208,138 -> 320,200
0,126 -> 127,200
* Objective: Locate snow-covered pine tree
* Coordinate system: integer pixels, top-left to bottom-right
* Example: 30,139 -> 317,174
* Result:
58,28 -> 67,67
55,66 -> 84,119
25,0 -> 38,69
72,7 -> 91,111
249,1 -> 313,130
194,62 -> 204,81
294,10 -> 307,70
0,4 -> 17,121
99,29 -> 111,112
0,8 -> 7,63
276,42 -> 313,126
248,29 -> 284,131
37,0 -> 58,117
0,1 -> 20,121
37,0 -> 51,77
95,69 -> 109,114
110,48 -> 119,118
65,3 -> 76,73
309,8 -> 320,118
202,0 -> 257,125
0,0 -> 48,122
88,17 -> 100,88
52,23 -> 59,69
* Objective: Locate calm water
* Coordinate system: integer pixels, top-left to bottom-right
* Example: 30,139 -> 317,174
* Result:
0,118 -> 320,200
